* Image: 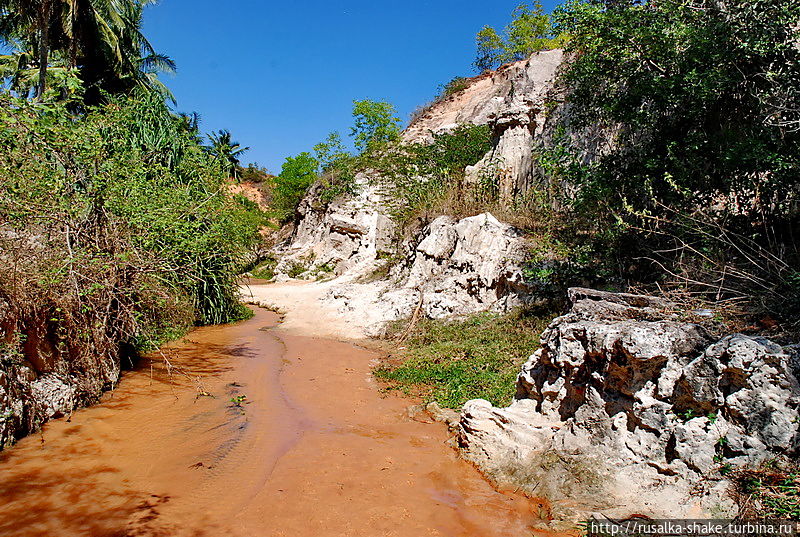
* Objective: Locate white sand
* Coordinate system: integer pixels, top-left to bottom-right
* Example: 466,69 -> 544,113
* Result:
240,280 -> 369,341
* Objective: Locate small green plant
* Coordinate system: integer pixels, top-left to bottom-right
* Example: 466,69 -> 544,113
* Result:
250,257 -> 278,280
229,395 -> 247,406
286,261 -> 307,279
734,462 -> 800,519
437,77 -> 470,99
270,152 -> 319,222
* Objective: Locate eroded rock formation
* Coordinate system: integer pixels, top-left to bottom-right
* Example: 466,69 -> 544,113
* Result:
406,50 -> 563,201
269,52 -> 567,321
274,173 -> 396,276
320,212 -> 536,336
458,288 -> 800,519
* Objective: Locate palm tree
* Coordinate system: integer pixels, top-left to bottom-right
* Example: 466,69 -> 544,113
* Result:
207,130 -> 249,180
0,47 -> 81,98
0,0 -> 175,102
0,0 -> 54,98
178,111 -> 202,142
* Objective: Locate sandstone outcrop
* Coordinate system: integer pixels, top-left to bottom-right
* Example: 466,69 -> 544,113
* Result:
458,288 -> 800,519
321,212 -> 536,336
406,50 -> 563,201
273,172 -> 396,277
269,52 -> 568,323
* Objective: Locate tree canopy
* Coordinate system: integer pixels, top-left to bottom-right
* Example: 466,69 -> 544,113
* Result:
474,2 -> 567,72
0,0 -> 175,102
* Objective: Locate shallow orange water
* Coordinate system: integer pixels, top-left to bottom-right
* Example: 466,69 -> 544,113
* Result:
0,308 -> 553,536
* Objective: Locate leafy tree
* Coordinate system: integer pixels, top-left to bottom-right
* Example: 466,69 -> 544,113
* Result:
84,0 -> 177,104
313,131 -> 349,172
0,48 -> 83,98
313,131 -> 359,202
0,0 -> 53,97
474,26 -> 504,72
506,3 -> 566,59
207,129 -> 249,180
539,0 -> 800,319
551,0 -> 800,217
0,91 -> 264,330
350,99 -> 401,153
473,2 -> 567,72
271,152 -> 319,221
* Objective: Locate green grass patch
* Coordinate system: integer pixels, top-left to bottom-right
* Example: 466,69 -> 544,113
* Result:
374,309 -> 554,409
251,257 -> 277,280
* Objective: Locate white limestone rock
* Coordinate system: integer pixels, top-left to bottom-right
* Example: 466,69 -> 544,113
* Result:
458,287 -> 799,520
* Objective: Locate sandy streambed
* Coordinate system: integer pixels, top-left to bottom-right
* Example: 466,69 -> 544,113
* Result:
0,307 -> 554,536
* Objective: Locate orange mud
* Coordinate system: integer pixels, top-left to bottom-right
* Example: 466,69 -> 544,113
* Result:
0,308 -> 561,537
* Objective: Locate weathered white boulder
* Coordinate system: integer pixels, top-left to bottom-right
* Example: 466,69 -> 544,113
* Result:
274,172 -> 396,276
316,212 -> 536,335
458,288 -> 800,520
405,213 -> 533,318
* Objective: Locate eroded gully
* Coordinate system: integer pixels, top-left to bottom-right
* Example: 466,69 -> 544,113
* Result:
0,307 -> 561,537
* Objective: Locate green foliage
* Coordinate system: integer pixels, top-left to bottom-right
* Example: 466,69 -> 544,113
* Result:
0,0 -> 175,102
350,99 -> 401,153
506,3 -> 567,59
313,131 -> 358,202
286,260 -> 308,278
250,257 -> 277,280
313,131 -> 349,172
239,163 -> 271,183
378,124 -> 494,225
0,91 -> 264,335
552,0 -> 800,217
474,26 -> 505,73
375,310 -> 554,408
271,152 -> 319,222
540,0 -> 800,321
438,77 -> 470,99
474,2 -> 567,72
207,129 -> 249,180
734,462 -> 800,519
267,100 -> 402,218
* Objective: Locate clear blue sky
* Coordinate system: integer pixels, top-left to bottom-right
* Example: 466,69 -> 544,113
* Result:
144,0 -> 558,174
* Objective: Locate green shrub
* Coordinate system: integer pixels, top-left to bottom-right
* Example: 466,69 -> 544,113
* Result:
270,152 -> 319,222
251,257 -> 278,280
0,90 -> 265,345
438,77 -> 470,99
376,124 -> 494,226
474,2 -> 568,72
286,261 -> 307,278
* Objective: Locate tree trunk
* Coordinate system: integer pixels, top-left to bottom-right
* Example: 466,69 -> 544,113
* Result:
36,0 -> 52,99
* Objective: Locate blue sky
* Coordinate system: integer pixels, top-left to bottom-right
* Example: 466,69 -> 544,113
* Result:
144,0 -> 558,173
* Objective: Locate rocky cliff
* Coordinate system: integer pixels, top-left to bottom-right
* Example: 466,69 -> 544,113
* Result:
458,288 -> 800,520
269,52 -> 566,323
406,49 -> 563,201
